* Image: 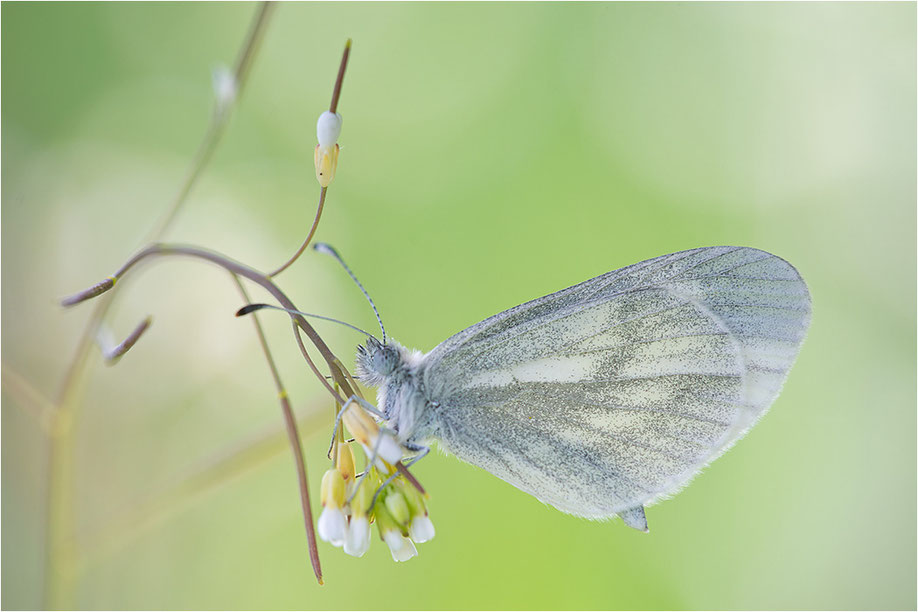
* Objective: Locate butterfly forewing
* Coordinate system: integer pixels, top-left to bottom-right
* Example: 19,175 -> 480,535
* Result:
421,246 -> 810,519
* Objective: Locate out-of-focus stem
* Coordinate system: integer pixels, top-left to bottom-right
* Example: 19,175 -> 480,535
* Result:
45,4 -> 276,608
145,1 -> 275,242
77,409 -> 329,573
1,363 -> 56,431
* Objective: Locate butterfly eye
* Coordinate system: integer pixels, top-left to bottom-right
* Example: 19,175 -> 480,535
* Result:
372,345 -> 399,375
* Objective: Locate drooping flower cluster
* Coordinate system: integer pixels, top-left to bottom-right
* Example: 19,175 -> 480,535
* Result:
317,401 -> 434,561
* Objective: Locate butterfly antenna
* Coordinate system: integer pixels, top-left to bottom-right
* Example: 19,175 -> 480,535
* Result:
236,303 -> 377,339
313,242 -> 387,344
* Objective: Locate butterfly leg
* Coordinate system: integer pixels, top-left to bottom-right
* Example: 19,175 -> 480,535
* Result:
368,444 -> 430,512
326,394 -> 386,459
347,423 -> 400,504
402,443 -> 430,467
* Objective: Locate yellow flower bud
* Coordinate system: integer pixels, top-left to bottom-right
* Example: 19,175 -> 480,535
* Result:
340,404 -> 375,446
314,144 -> 339,187
341,404 -> 403,466
336,443 -> 356,482
320,468 -> 346,509
350,471 -> 377,518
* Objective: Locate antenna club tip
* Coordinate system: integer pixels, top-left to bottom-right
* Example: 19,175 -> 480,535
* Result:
345,38 -> 352,49
313,242 -> 337,257
236,304 -> 262,317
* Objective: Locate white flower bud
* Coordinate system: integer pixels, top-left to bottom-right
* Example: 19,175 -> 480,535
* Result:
377,435 -> 404,466
358,436 -> 403,469
317,506 -> 347,547
211,65 -> 237,117
409,514 -> 436,544
316,111 -> 342,147
343,515 -> 371,557
382,530 -> 418,563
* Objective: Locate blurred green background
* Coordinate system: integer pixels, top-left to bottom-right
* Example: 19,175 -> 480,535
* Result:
2,2 -> 915,610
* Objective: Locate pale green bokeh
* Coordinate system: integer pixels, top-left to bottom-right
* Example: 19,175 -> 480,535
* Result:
2,2 -> 915,610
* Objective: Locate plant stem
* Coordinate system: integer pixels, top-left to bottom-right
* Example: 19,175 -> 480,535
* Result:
269,39 -> 351,279
1,363 -> 56,432
230,275 -> 322,583
113,243 -> 352,400
329,39 -> 351,114
77,409 -> 329,573
145,1 -> 276,242
268,187 -> 327,278
44,5 -> 276,608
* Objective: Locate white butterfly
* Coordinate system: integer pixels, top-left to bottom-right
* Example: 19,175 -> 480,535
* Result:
355,246 -> 811,531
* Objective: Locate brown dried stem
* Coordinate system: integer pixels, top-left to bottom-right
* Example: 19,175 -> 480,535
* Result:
229,274 -> 322,583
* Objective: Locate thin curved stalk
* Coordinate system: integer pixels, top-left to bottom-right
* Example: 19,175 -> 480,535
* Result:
45,6 -> 276,607
230,274 -> 322,583
267,187 -> 326,278
111,243 -> 351,403
268,39 -> 351,278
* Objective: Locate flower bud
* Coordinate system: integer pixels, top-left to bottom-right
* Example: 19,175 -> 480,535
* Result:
409,514 -> 436,544
316,111 -> 342,147
344,515 -> 371,557
384,530 -> 418,563
320,468 -> 346,509
349,471 -> 377,519
318,468 -> 348,547
211,65 -> 237,118
396,476 -> 427,517
314,144 -> 339,188
384,489 -> 411,528
376,506 -> 417,563
336,443 -> 356,483
317,506 -> 347,547
341,406 -> 403,466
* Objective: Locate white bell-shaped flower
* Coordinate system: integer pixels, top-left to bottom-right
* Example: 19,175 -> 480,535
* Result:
409,514 -> 436,544
383,530 -> 418,563
317,506 -> 347,547
318,468 -> 347,547
343,515 -> 371,557
376,501 -> 418,562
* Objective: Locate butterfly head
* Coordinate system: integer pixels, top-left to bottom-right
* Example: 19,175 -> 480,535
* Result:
356,336 -> 402,386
